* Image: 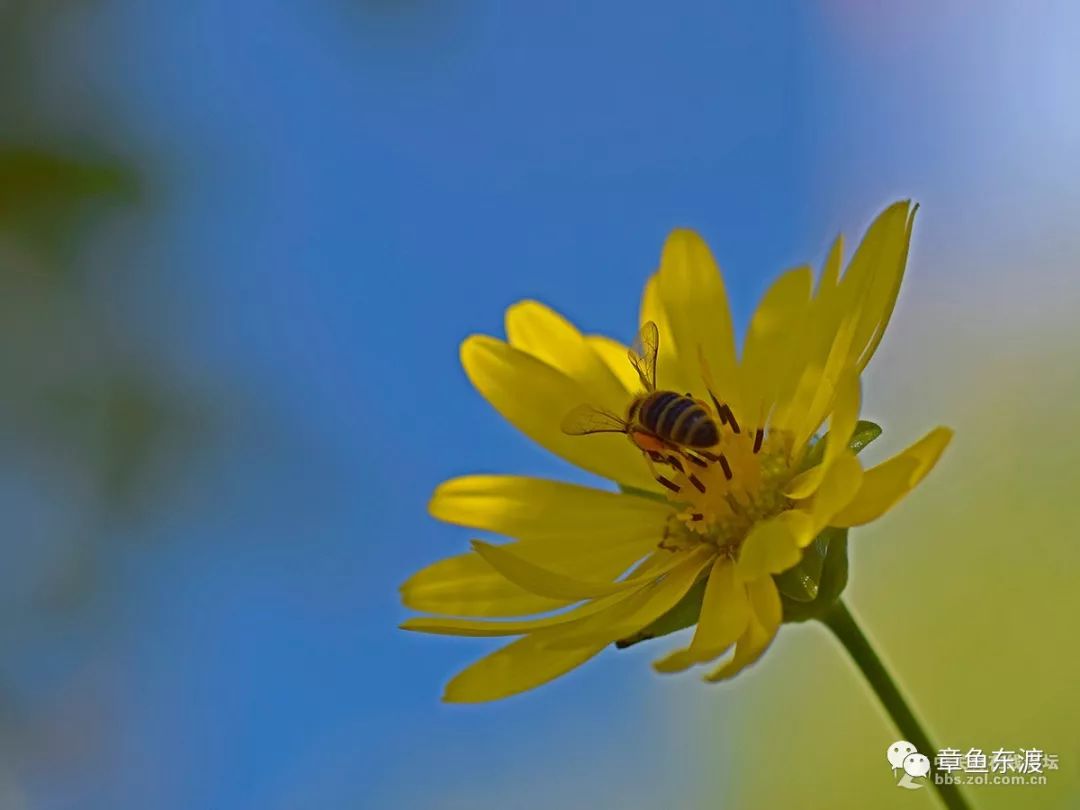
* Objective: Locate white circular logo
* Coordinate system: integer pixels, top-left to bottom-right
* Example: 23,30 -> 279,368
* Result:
903,752 -> 931,778
887,740 -> 917,770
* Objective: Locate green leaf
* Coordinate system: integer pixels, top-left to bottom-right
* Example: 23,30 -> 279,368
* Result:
0,146 -> 139,268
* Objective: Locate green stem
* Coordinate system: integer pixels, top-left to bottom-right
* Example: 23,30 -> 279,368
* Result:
821,599 -> 973,810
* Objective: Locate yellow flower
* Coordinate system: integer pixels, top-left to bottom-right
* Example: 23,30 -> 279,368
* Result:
401,201 -> 952,703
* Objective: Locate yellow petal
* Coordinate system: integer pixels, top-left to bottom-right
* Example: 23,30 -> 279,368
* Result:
783,366 -> 861,499
429,475 -> 671,544
831,427 -> 953,527
505,300 -> 629,409
401,589 -> 631,637
736,515 -> 802,581
777,507 -> 816,549
804,202 -> 915,379
653,558 -> 750,673
459,337 -> 659,490
704,575 -> 782,682
437,553 -> 703,701
442,629 -> 609,703
400,551 -> 568,617
850,203 -> 918,372
586,334 -> 639,393
470,541 -> 684,601
545,546 -> 715,648
808,449 -> 864,533
816,234 -> 843,296
739,266 -> 814,427
638,272 -> 683,393
792,316 -> 860,451
654,230 -> 741,411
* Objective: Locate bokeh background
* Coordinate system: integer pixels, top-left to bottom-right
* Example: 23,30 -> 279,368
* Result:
1,1 -> 1077,808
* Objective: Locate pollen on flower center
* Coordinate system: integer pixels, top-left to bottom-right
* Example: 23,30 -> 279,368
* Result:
654,413 -> 797,556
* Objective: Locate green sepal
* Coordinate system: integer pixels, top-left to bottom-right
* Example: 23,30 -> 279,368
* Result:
797,419 -> 882,474
777,527 -> 849,622
775,419 -> 879,620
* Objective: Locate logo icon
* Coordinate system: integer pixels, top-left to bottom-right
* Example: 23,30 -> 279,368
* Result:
887,740 -> 930,789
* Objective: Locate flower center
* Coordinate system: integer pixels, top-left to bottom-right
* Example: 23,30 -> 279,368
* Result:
652,408 -> 796,556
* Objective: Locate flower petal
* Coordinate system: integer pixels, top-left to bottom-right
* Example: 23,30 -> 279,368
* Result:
736,515 -> 802,581
442,630 -> 609,703
638,272 -> 684,393
652,558 -> 751,673
805,202 -> 916,378
470,541 -> 684,601
849,203 -> 918,372
585,334 -> 639,393
505,300 -> 629,409
704,575 -> 782,682
808,449 -> 864,533
545,546 -> 715,648
400,551 -> 568,617
413,478 -> 677,617
815,234 -> 843,296
401,589 -> 631,637
438,549 -> 713,701
460,337 -> 659,490
653,230 -> 741,410
739,266 -> 814,427
830,427 -> 953,527
429,475 -> 671,544
784,367 -> 861,499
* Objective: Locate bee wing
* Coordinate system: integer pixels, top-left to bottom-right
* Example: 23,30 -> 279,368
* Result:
560,404 -> 628,436
628,321 -> 659,391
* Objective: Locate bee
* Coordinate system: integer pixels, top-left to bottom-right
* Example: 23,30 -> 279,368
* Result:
562,321 -> 729,494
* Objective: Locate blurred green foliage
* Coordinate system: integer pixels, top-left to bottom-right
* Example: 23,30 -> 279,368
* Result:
0,1 -> 193,612
0,147 -> 139,266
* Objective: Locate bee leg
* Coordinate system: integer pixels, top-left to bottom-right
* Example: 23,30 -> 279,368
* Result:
683,451 -> 709,468
665,453 -> 706,492
643,452 -> 681,494
660,452 -> 705,493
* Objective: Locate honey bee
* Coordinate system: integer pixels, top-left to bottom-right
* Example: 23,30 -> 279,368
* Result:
562,321 -> 729,494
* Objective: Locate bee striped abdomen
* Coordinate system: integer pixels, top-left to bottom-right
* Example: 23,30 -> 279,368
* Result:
637,391 -> 719,449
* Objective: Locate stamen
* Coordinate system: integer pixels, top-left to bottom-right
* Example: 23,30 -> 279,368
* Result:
709,393 -> 741,434
718,405 -> 740,434
690,513 -> 704,521
753,428 -> 764,454
666,455 -> 685,472
656,475 -> 681,493
688,473 -> 706,493
717,454 -> 733,480
685,452 -> 708,468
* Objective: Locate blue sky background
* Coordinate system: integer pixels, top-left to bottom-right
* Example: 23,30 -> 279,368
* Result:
4,1 -> 1079,808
